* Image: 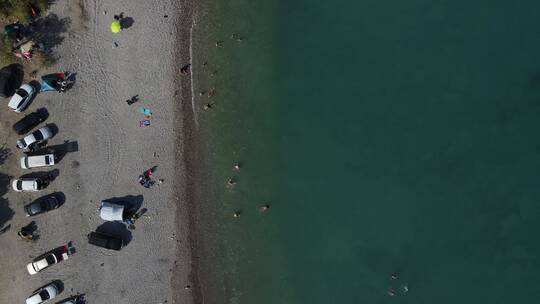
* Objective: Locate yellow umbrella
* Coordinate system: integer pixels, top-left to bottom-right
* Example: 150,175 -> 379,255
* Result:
111,20 -> 121,33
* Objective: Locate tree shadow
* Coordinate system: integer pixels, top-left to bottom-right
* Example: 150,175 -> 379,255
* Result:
0,172 -> 14,230
0,144 -> 11,166
27,140 -> 78,163
31,13 -> 71,53
0,64 -> 23,97
95,222 -> 132,246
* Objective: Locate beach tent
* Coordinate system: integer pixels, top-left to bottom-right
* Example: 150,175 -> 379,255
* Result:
110,20 -> 121,33
99,201 -> 125,221
40,73 -> 65,92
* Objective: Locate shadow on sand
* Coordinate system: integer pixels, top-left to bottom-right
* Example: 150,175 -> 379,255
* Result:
0,171 -> 14,232
31,13 -> 71,54
28,140 -> 79,163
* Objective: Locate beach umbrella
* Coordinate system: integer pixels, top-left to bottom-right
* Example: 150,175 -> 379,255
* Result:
110,20 -> 121,33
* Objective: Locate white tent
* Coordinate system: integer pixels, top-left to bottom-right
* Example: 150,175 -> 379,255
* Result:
99,201 -> 124,221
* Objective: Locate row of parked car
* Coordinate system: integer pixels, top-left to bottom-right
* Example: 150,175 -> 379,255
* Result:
5,82 -> 84,304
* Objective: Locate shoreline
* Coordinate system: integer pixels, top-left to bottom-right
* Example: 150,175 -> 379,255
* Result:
172,0 -> 204,303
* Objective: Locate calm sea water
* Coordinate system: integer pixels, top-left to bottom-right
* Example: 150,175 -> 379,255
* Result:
198,0 -> 540,303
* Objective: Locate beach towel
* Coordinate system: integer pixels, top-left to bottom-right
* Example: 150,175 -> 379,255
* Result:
141,107 -> 153,117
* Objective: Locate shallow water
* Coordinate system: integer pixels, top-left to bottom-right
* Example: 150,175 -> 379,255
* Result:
199,0 -> 540,303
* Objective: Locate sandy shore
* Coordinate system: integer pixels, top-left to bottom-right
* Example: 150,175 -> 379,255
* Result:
0,0 -> 199,303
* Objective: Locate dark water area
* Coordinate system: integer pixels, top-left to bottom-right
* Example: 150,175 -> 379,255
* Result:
198,0 -> 540,303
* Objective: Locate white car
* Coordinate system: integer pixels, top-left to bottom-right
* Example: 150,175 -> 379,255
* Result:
25,282 -> 59,304
11,178 -> 47,192
27,253 -> 58,275
20,154 -> 55,169
8,84 -> 35,112
16,126 -> 53,149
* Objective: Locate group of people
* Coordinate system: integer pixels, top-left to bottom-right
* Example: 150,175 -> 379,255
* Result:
228,163 -> 271,218
138,168 -> 156,188
387,273 -> 408,296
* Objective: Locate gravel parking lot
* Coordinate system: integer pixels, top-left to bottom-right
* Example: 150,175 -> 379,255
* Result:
0,1 -> 194,303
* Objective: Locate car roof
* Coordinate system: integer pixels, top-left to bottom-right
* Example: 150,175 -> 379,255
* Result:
24,133 -> 37,143
34,258 -> 50,270
22,180 -> 37,187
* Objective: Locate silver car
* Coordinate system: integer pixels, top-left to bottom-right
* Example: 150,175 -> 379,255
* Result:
8,84 -> 35,112
25,282 -> 59,304
16,126 -> 53,149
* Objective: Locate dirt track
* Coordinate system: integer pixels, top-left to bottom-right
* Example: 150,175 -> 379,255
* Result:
0,1 -> 195,303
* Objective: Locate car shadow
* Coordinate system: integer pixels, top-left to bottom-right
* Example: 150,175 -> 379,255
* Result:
20,169 -> 59,183
57,294 -> 86,304
33,280 -> 64,294
0,171 -> 14,231
95,222 -> 132,246
27,140 -> 78,163
65,72 -> 77,91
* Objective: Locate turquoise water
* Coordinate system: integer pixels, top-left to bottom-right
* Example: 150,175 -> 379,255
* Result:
200,0 -> 540,303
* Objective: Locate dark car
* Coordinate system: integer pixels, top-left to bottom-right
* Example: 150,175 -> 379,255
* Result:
87,231 -> 123,251
24,194 -> 60,216
13,108 -> 48,135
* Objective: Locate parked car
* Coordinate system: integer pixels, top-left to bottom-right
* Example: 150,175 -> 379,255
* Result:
26,248 -> 68,275
87,231 -> 123,251
13,108 -> 48,135
24,194 -> 61,216
11,178 -> 47,192
25,282 -> 59,304
8,83 -> 35,112
16,126 -> 53,149
20,154 -> 55,169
